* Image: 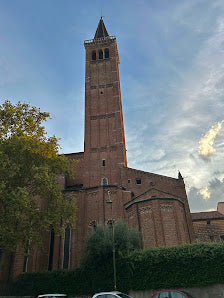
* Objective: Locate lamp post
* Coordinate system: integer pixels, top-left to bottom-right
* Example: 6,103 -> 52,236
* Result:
107,190 -> 117,290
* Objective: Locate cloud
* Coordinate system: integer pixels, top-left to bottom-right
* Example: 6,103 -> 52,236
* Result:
188,178 -> 224,212
125,7 -> 224,212
198,121 -> 223,158
199,187 -> 210,200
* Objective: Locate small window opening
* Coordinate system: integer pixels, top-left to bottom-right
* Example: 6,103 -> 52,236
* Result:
99,49 -> 103,59
100,91 -> 103,94
102,160 -> 105,167
220,235 -> 224,241
128,179 -> 131,184
207,220 -> 211,225
102,178 -> 108,186
136,178 -> 141,185
92,51 -> 96,60
105,48 -> 109,58
89,220 -> 97,231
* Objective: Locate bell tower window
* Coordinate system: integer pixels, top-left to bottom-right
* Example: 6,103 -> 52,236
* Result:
105,48 -> 109,58
99,49 -> 103,59
92,51 -> 96,60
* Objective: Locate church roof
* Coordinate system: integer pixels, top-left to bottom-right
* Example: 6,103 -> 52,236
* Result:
191,211 -> 224,221
94,17 -> 109,39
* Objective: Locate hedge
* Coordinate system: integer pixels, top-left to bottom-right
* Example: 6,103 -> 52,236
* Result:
11,242 -> 224,295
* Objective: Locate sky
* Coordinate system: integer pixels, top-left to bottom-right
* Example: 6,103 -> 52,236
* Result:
0,0 -> 224,212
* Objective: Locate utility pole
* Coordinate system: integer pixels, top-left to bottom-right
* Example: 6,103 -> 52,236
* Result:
107,191 -> 117,290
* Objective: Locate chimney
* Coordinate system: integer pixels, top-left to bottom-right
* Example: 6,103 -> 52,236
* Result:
217,202 -> 224,214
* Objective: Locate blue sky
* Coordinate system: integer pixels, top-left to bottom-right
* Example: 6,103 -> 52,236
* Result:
1,0 -> 224,212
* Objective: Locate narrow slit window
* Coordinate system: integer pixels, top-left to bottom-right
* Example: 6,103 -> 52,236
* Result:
105,48 -> 109,58
63,226 -> 71,269
92,51 -> 96,60
102,160 -> 105,167
23,256 -> 28,272
128,179 -> 131,184
48,229 -> 55,271
99,49 -> 103,59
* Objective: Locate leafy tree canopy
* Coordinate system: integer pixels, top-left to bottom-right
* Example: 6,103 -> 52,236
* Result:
81,221 -> 141,269
0,100 -> 76,253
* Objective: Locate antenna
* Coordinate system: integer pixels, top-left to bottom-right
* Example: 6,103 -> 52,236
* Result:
100,9 -> 105,19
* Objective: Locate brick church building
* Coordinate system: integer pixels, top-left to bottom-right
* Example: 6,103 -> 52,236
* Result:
9,17 -> 197,277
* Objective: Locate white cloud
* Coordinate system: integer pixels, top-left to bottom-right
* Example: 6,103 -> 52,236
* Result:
199,187 -> 210,200
198,121 -> 223,158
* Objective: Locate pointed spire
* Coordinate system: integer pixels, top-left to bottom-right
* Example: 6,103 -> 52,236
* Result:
94,17 -> 109,39
178,171 -> 183,180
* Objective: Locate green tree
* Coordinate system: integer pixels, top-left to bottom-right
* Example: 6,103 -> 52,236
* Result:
0,100 -> 76,254
81,220 -> 141,269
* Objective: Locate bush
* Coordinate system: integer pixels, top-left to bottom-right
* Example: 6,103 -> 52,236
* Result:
130,242 -> 224,290
11,242 -> 224,295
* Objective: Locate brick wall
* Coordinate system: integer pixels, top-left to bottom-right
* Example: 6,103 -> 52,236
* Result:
193,219 -> 224,243
126,197 -> 192,248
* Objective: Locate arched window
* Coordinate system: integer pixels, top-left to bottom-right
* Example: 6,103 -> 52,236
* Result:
105,48 -> 109,59
99,49 -> 103,59
92,51 -> 96,60
102,178 -> 108,186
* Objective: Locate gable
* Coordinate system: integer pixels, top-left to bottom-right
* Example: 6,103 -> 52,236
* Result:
124,187 -> 184,209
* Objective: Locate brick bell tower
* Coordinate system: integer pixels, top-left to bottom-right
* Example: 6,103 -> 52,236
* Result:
84,17 -> 127,187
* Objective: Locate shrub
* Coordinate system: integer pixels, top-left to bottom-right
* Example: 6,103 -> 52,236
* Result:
11,242 -> 224,295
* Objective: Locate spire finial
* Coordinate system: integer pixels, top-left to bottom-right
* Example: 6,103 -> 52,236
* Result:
100,9 -> 104,19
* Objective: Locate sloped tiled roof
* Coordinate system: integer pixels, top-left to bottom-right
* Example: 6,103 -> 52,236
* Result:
191,211 -> 224,221
94,17 -> 109,39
